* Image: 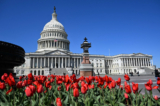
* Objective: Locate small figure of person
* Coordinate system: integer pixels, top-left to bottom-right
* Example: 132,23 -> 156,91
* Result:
137,71 -> 139,76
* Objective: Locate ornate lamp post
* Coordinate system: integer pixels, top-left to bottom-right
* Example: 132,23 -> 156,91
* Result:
79,37 -> 93,76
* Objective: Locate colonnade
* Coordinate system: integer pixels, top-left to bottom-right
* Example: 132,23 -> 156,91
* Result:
38,41 -> 69,50
121,58 -> 153,67
30,57 -> 82,69
106,60 -> 113,67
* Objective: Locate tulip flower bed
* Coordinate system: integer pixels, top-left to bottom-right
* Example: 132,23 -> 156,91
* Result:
1,73 -> 160,106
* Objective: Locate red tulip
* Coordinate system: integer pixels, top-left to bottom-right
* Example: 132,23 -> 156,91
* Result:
86,77 -> 92,84
124,93 -> 129,99
0,81 -> 6,90
1,75 -> 6,81
45,81 -> 51,88
157,77 -> 160,85
72,83 -> 79,89
65,83 -> 70,91
81,81 -> 85,87
146,79 -> 153,85
132,82 -> 138,94
145,79 -> 153,91
58,86 -> 61,91
27,79 -> 32,85
5,73 -> 15,86
104,75 -> 109,82
29,85 -> 36,94
88,84 -> 94,89
124,81 -> 128,86
124,74 -> 130,81
154,95 -> 159,100
73,88 -> 79,97
37,84 -> 44,93
44,90 -> 47,93
120,85 -> 123,90
50,78 -> 54,83
79,76 -> 85,81
108,77 -> 112,82
84,84 -> 88,91
111,80 -> 116,88
125,85 -> 132,94
22,80 -> 27,87
145,83 -> 152,91
104,83 -> 108,89
116,78 -> 121,86
25,86 -> 33,97
16,81 -> 23,88
1,73 -> 8,81
56,98 -> 62,106
19,76 -> 23,81
81,86 -> 87,94
6,88 -> 13,95
4,73 -> 8,77
153,86 -> 159,89
28,73 -> 33,80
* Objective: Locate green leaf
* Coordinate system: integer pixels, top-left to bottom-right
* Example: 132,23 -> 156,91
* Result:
138,88 -> 143,94
145,89 -> 149,97
64,95 -> 69,105
118,102 -> 126,106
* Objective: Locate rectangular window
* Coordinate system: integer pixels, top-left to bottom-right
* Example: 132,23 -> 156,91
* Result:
100,63 -> 102,67
97,63 -> 98,67
16,70 -> 19,74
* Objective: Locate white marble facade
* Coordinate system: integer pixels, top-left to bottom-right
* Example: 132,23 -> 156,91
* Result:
14,9 -> 156,76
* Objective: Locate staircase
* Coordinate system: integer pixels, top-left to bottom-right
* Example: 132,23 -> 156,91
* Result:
51,68 -> 69,75
139,67 -> 154,75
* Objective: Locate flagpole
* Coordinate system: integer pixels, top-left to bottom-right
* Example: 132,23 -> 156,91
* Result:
109,49 -> 110,56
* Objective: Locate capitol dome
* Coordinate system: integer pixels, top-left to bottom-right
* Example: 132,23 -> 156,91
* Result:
37,7 -> 70,52
43,9 -> 64,31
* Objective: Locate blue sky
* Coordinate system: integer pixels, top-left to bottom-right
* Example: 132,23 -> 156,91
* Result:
0,0 -> 160,68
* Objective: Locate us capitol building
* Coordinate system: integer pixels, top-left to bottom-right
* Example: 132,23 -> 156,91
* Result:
14,8 -> 156,76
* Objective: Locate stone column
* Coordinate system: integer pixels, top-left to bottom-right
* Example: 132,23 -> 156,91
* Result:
133,58 -> 135,66
33,57 -> 35,68
77,58 -> 78,68
62,42 -> 63,48
48,57 -> 49,68
55,57 -> 57,68
51,57 -> 53,68
58,57 -> 60,68
65,57 -> 67,68
140,58 -> 142,67
37,57 -> 39,68
44,57 -> 46,67
74,58 -> 75,68
41,58 -> 42,68
68,57 -> 70,67
30,57 -> 32,68
62,58 -> 63,68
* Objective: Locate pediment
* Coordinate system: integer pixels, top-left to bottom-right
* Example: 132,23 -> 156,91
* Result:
45,50 -> 70,55
131,53 -> 148,57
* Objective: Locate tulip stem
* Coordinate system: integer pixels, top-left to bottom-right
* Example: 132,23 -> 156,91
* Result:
13,90 -> 15,106
150,91 -> 152,106
127,99 -> 129,105
136,93 -> 137,106
84,94 -> 85,103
